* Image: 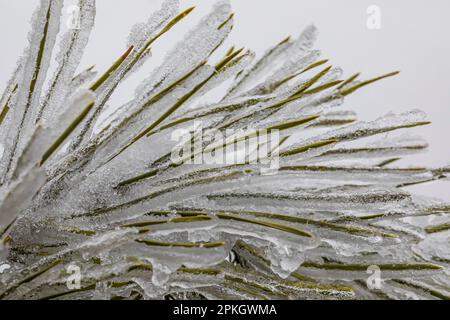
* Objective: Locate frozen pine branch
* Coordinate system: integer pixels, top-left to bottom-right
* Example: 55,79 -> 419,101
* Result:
0,0 -> 449,300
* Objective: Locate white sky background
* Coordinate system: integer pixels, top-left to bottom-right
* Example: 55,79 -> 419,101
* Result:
1,0 -> 450,200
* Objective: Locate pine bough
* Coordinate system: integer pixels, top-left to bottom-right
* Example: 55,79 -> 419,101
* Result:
0,0 -> 448,300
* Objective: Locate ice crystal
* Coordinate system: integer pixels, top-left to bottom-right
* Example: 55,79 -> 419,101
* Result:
0,0 -> 448,300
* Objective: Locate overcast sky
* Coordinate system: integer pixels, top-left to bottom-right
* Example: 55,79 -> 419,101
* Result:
1,0 -> 449,199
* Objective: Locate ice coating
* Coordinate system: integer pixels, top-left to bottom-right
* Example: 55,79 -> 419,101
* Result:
134,0 -> 233,102
0,166 -> 46,229
0,1 -> 448,300
37,0 -> 96,125
126,0 -> 180,50
69,67 -> 98,96
70,0 -> 180,147
1,0 -> 63,184
225,35 -> 294,99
